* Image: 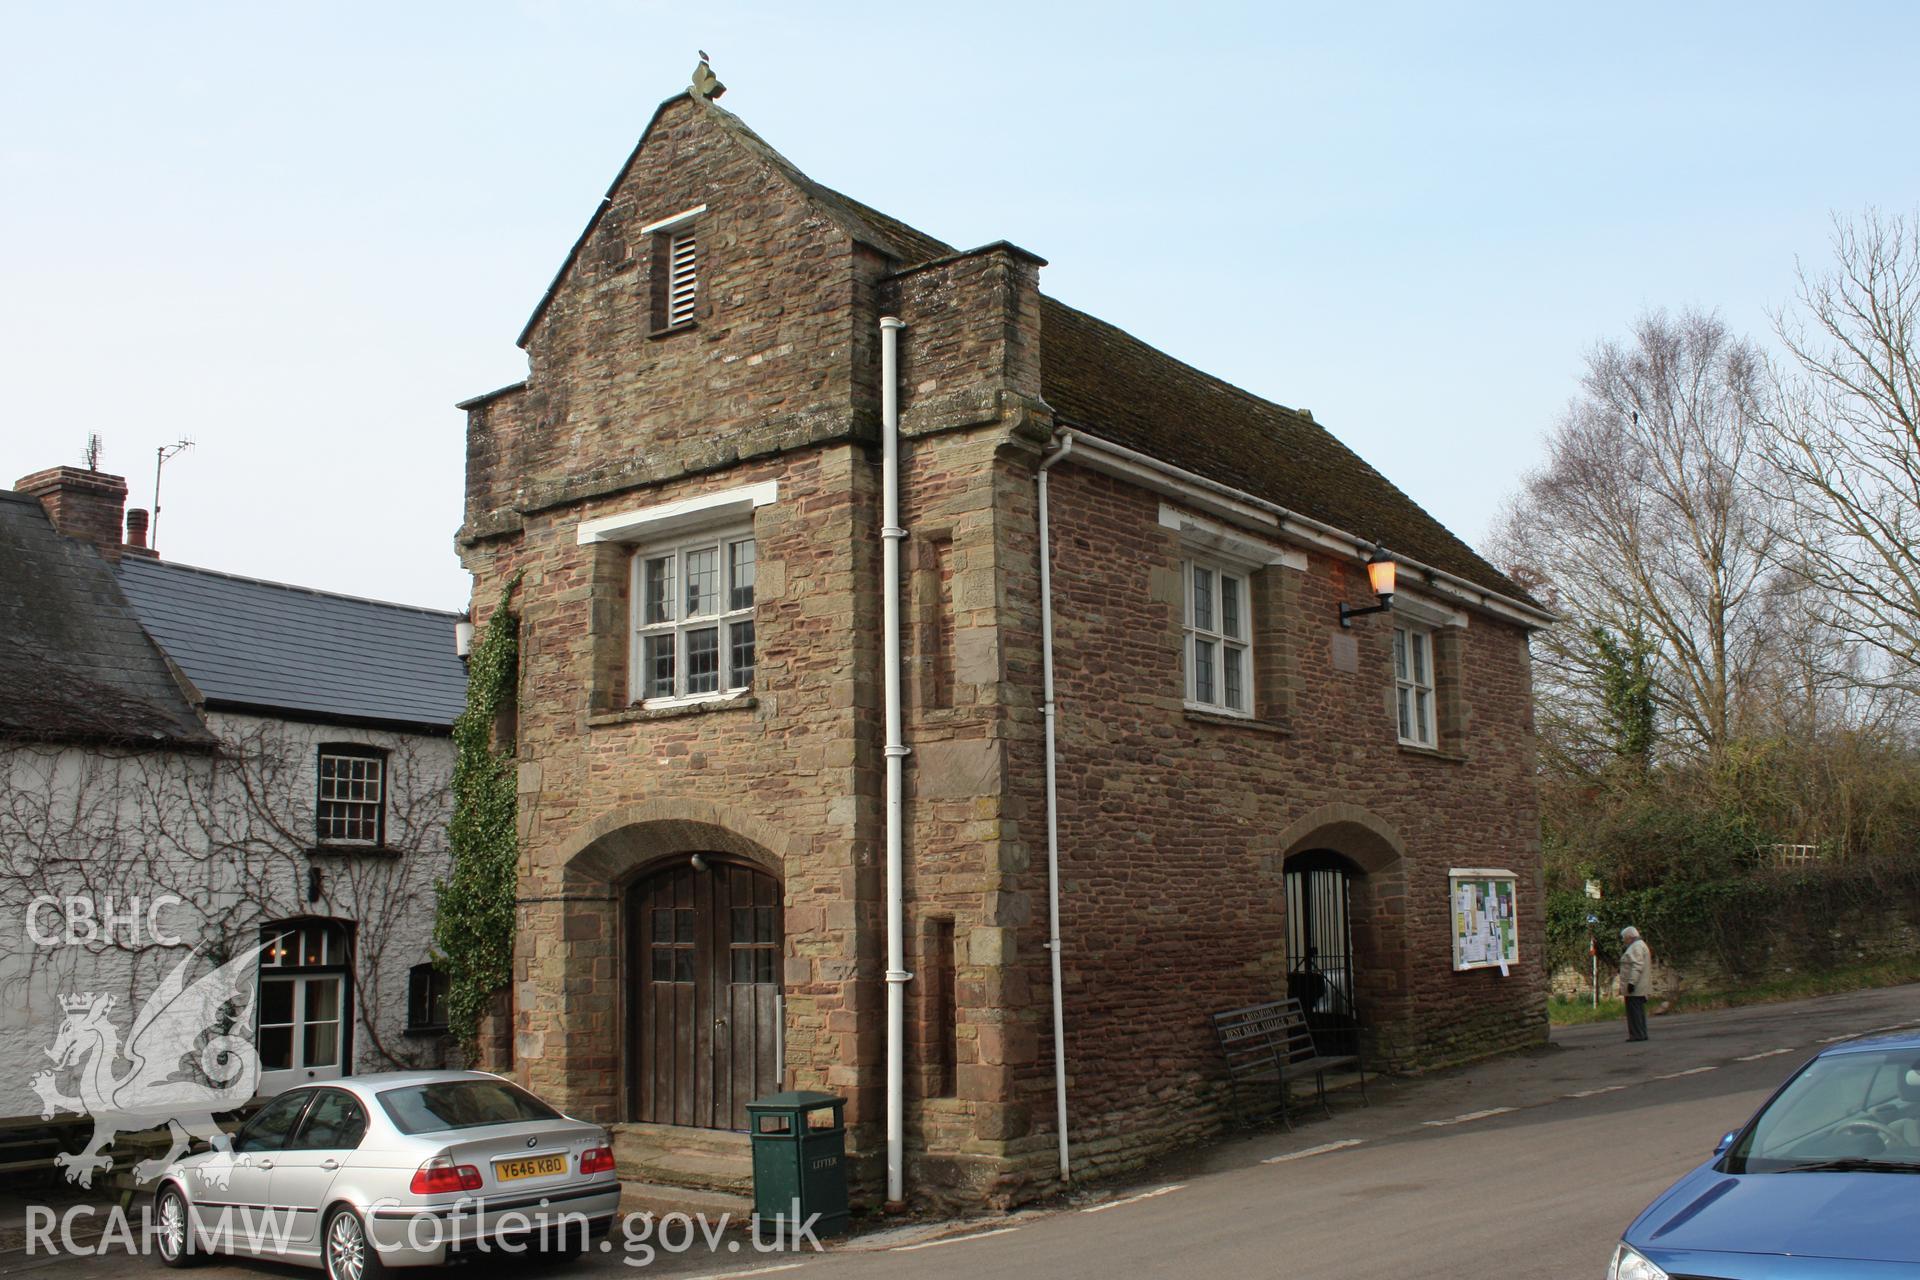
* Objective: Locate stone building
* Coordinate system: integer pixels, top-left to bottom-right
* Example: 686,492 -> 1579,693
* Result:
456,73 -> 1553,1210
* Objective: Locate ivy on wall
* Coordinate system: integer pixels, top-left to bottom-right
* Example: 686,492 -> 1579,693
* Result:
434,573 -> 523,1055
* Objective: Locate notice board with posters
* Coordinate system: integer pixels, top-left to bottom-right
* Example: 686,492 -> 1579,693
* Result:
1450,868 -> 1519,972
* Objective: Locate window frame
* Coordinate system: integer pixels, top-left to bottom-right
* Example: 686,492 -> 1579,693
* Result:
406,962 -> 450,1035
314,743 -> 387,848
1394,624 -> 1437,748
233,1088 -> 316,1154
1181,555 -> 1255,718
627,525 -> 757,708
287,1087 -> 369,1152
257,918 -> 355,1093
642,204 -> 706,334
665,228 -> 698,329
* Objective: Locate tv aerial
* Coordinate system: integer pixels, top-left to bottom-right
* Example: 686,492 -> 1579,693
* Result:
152,438 -> 194,554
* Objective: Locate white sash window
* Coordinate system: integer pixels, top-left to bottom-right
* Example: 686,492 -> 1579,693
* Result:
1183,557 -> 1252,716
1395,625 -> 1436,747
632,530 -> 757,704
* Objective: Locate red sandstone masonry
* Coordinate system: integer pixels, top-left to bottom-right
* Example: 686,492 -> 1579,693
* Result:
1015,468 -> 1546,1182
458,90 -> 1545,1212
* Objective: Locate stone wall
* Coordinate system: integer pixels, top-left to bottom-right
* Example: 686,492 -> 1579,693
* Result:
1552,885 -> 1920,1003
462,95 -> 880,547
994,464 -> 1550,1193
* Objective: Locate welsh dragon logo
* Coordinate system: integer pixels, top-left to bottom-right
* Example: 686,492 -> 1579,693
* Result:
32,946 -> 265,1189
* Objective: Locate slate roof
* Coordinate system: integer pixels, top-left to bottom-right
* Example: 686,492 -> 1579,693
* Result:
513,93 -> 1530,606
0,490 -> 213,747
115,557 -> 468,732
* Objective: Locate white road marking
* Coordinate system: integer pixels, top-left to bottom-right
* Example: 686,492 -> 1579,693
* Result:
1262,1139 -> 1364,1164
1654,1066 -> 1719,1079
1423,1107 -> 1514,1127
1080,1184 -> 1187,1214
893,1227 -> 1022,1251
1735,1048 -> 1796,1061
1563,1085 -> 1628,1098
700,1266 -> 806,1279
1815,1023 -> 1919,1047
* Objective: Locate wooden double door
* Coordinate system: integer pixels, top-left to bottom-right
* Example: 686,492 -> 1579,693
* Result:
626,857 -> 783,1129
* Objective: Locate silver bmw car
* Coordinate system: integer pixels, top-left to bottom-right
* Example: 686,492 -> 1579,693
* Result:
150,1071 -> 621,1280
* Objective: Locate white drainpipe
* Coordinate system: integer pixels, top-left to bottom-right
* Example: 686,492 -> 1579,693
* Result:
1037,432 -> 1074,1182
879,315 -> 911,1205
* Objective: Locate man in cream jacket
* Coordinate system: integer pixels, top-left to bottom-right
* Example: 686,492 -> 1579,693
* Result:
1619,925 -> 1653,1042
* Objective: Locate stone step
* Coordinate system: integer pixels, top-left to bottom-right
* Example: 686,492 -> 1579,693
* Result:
616,1147 -> 755,1195
612,1124 -> 755,1196
612,1123 -> 752,1161
618,1180 -> 754,1221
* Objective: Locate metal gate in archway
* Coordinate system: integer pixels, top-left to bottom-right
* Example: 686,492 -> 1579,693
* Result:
1284,851 -> 1362,1057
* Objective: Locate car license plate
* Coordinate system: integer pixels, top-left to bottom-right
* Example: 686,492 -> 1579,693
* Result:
494,1153 -> 568,1182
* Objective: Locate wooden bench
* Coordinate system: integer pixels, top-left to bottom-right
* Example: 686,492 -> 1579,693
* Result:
1211,997 -> 1367,1131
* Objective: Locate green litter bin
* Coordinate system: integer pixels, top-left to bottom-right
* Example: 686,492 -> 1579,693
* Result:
746,1091 -> 849,1239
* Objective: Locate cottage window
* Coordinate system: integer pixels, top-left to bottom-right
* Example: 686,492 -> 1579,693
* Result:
1183,558 -> 1251,716
406,962 -> 450,1034
316,745 -> 385,846
631,531 -> 756,704
1395,625 -> 1436,747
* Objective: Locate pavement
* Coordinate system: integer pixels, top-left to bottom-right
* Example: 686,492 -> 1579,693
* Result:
7,982 -> 1920,1278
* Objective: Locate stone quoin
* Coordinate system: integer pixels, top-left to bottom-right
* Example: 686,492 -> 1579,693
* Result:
455,72 -> 1551,1210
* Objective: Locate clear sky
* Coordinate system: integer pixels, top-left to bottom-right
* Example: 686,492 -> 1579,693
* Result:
3,1 -> 1914,608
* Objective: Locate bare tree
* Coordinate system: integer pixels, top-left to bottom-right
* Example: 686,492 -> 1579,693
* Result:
1761,210 -> 1920,695
1494,308 -> 1780,761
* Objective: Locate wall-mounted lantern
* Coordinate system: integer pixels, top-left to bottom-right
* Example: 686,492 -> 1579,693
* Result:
1338,547 -> 1397,628
454,615 -> 475,661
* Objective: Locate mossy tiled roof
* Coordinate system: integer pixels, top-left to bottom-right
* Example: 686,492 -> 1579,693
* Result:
1037,297 -> 1526,600
0,490 -> 214,747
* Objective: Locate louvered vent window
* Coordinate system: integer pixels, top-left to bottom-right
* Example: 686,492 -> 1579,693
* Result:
666,232 -> 698,328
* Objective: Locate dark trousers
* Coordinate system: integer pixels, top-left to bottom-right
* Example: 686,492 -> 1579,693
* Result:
1625,994 -> 1649,1041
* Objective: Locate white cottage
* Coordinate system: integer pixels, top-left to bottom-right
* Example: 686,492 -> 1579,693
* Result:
0,464 -> 465,1173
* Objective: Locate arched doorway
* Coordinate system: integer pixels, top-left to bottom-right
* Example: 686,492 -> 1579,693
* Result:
625,855 -> 783,1129
1284,852 -> 1362,1057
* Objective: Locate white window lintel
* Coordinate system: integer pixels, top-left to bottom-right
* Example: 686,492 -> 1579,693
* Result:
639,204 -> 708,236
1158,504 -> 1306,571
1394,588 -> 1468,629
578,481 -> 778,546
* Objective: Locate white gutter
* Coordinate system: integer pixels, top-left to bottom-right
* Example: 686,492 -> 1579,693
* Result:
1037,433 -> 1074,1183
879,316 -> 911,1206
1058,428 -> 1557,630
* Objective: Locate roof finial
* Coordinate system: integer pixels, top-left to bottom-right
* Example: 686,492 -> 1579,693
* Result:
690,52 -> 725,102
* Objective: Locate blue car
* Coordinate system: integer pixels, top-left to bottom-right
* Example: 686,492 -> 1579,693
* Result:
1612,1035 -> 1920,1278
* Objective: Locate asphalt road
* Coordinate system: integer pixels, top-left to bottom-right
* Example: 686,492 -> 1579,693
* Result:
11,983 -> 1920,1280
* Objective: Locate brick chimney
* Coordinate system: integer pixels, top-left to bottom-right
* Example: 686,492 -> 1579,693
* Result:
15,466 -> 130,559
124,507 -> 158,558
